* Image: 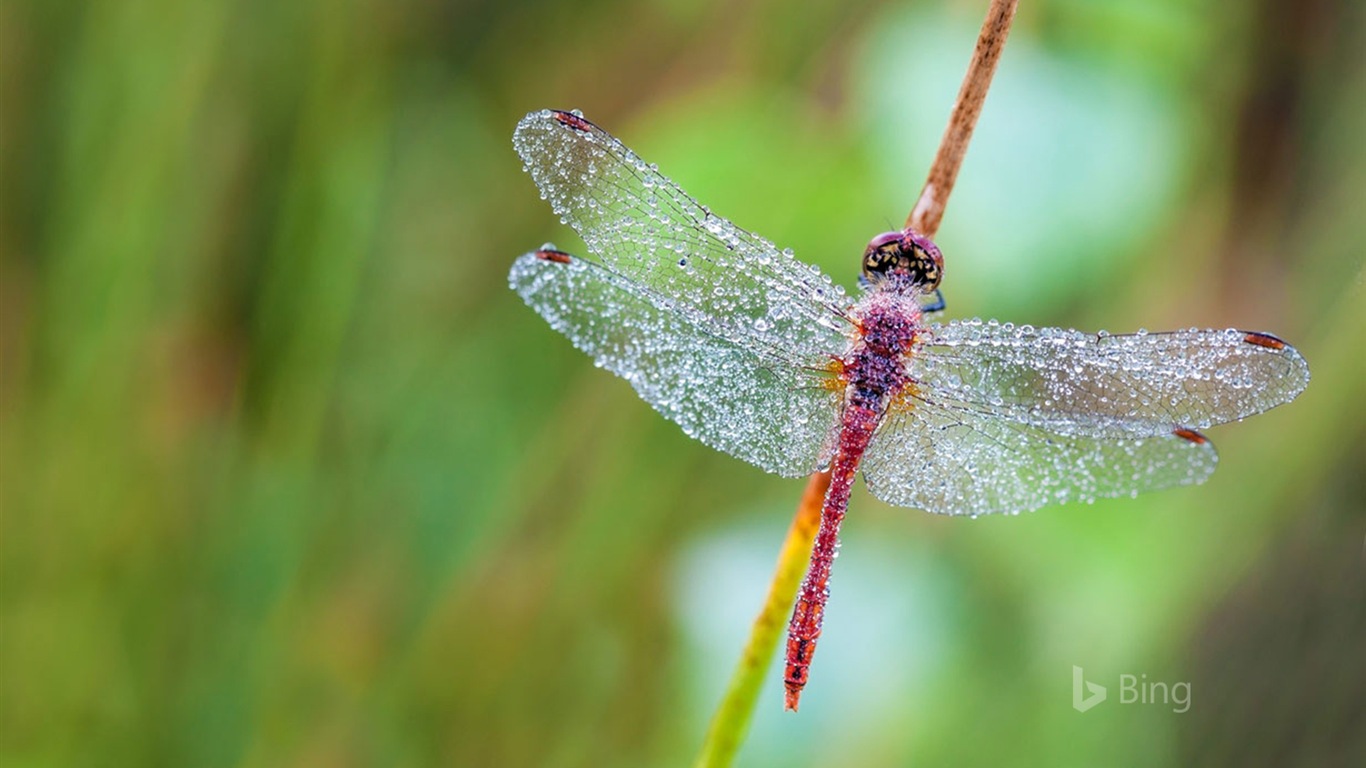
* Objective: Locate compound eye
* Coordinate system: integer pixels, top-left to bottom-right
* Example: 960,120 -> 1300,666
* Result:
911,246 -> 942,290
903,231 -> 945,291
861,229 -> 945,291
862,231 -> 904,281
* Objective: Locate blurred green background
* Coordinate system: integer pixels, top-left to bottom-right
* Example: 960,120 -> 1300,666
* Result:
3,0 -> 1364,766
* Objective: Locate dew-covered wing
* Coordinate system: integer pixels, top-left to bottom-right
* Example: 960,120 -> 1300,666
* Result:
510,250 -> 844,477
860,399 -> 1219,516
910,321 -> 1310,438
513,109 -> 853,363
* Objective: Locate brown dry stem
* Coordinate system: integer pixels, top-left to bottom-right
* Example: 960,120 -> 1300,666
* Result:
909,0 -> 1018,238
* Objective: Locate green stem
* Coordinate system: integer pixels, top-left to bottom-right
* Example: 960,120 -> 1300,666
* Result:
694,472 -> 828,768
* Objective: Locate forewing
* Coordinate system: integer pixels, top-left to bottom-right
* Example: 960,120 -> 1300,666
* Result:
911,321 -> 1310,438
510,250 -> 844,477
513,109 -> 853,363
860,400 -> 1219,516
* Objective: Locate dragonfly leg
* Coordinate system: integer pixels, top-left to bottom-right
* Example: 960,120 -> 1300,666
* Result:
919,288 -> 946,313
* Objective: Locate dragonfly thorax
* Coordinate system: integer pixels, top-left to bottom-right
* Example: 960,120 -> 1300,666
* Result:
861,229 -> 944,294
844,290 -> 924,408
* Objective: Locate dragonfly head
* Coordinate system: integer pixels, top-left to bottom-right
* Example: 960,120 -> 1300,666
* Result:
860,229 -> 944,293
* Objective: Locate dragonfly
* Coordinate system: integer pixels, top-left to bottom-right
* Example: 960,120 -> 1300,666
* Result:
507,108 -> 1310,711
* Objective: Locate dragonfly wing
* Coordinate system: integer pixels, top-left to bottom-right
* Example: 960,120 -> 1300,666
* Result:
911,322 -> 1310,438
510,250 -> 844,477
514,109 -> 853,363
860,400 -> 1219,516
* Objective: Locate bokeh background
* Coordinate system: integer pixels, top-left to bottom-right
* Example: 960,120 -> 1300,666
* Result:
3,0 -> 1363,766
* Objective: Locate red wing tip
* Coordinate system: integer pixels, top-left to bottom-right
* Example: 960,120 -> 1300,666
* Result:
534,248 -> 573,264
1173,427 -> 1210,445
1242,331 -> 1288,350
550,110 -> 593,132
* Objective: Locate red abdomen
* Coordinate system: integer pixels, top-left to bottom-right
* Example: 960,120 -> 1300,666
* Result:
782,401 -> 881,710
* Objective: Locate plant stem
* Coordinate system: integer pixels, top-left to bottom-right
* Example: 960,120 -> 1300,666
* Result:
693,472 -> 829,768
908,0 -> 1018,238
694,2 -> 1017,765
